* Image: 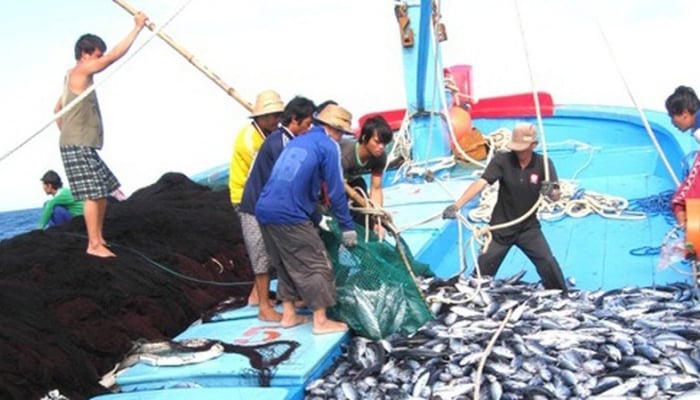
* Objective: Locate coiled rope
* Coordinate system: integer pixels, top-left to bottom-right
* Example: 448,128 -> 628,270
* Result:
0,0 -> 194,164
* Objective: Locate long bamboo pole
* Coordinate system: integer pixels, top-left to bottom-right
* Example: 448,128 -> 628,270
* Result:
112,0 -> 254,113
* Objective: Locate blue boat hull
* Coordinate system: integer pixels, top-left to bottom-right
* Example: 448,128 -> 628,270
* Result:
100,104 -> 695,400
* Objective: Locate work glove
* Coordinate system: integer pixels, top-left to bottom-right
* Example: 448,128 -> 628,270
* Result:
442,204 -> 459,220
540,181 -> 560,200
341,230 -> 358,248
318,215 -> 332,232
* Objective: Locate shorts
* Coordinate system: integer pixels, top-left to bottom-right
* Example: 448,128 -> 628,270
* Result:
60,146 -> 120,200
240,212 -> 272,275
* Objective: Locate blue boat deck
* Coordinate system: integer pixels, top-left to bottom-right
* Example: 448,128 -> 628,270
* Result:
108,305 -> 346,399
387,172 -> 683,291
93,387 -> 292,400
94,106 -> 697,400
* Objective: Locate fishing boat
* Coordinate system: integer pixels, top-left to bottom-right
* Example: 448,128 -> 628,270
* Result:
83,1 -> 700,399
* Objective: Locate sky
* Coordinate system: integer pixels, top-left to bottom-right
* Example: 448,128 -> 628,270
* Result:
0,0 -> 698,215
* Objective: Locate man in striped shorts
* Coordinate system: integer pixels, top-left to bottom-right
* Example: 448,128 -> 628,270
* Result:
53,11 -> 148,257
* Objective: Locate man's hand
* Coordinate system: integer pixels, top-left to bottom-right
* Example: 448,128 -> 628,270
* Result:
318,215 -> 332,232
341,230 -> 358,247
541,181 -> 560,201
134,11 -> 149,28
373,223 -> 386,241
442,204 -> 459,220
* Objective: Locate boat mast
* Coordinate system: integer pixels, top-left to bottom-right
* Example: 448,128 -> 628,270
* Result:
395,0 -> 451,163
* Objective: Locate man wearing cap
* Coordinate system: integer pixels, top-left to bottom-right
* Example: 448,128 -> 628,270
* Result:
442,123 -> 568,292
38,170 -> 84,229
239,96 -> 316,322
256,104 -> 357,334
228,89 -> 284,306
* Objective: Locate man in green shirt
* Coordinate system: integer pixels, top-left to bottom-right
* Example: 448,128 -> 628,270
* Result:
38,170 -> 84,229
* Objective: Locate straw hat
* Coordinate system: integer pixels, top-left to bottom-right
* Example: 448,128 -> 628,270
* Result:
315,104 -> 353,134
250,90 -> 284,117
507,123 -> 538,151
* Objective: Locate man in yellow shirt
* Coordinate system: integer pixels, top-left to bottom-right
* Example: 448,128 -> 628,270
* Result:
229,90 -> 284,305
229,90 -> 284,204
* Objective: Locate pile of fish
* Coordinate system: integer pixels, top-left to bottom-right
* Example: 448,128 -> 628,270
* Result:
305,271 -> 700,399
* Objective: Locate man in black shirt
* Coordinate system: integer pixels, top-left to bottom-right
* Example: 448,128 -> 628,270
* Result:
442,123 -> 567,292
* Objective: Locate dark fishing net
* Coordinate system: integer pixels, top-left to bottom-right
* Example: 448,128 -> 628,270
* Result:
0,172 -> 254,400
119,337 -> 300,388
321,220 -> 433,340
221,340 -> 300,387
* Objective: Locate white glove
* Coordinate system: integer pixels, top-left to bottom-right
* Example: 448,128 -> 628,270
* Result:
319,215 -> 332,232
341,230 -> 358,247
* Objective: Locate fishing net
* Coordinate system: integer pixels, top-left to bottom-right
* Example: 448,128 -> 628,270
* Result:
0,172 -> 255,400
117,337 -> 300,388
321,220 -> 433,340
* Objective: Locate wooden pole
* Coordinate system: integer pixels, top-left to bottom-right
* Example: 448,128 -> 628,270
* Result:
112,0 -> 254,113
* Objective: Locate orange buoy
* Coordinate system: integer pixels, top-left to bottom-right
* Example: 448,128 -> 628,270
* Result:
686,198 -> 700,252
449,105 -> 488,162
449,105 -> 472,149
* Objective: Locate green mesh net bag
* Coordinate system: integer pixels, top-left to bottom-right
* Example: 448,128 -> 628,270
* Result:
321,220 -> 434,340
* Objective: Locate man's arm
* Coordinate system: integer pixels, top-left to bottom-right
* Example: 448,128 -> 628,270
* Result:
75,12 -> 148,77
369,174 -> 383,207
442,178 -> 488,219
368,173 -> 386,239
675,210 -> 687,226
454,178 -> 488,209
38,197 -> 59,229
53,96 -> 63,130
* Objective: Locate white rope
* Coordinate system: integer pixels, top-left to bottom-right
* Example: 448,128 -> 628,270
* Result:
468,179 -> 646,223
590,14 -> 680,188
0,0 -> 195,164
512,0 -> 550,181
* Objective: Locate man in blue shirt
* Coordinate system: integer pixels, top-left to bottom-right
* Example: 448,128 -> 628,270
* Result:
256,104 -> 357,334
239,96 -> 315,322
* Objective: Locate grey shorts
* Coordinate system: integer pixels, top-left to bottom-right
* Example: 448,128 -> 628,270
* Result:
60,145 -> 120,200
240,212 -> 271,275
260,221 -> 336,309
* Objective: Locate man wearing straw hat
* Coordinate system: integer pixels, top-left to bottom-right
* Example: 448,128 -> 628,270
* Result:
228,89 -> 284,306
53,11 -> 148,258
256,104 -> 357,334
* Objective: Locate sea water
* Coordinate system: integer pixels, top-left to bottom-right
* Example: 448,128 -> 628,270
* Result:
0,208 -> 41,241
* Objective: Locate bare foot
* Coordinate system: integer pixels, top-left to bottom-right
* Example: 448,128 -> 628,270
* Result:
281,314 -> 309,328
312,319 -> 348,335
87,244 -> 116,258
258,308 -> 282,322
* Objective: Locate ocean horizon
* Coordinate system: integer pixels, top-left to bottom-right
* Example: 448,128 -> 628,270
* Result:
0,207 -> 41,241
